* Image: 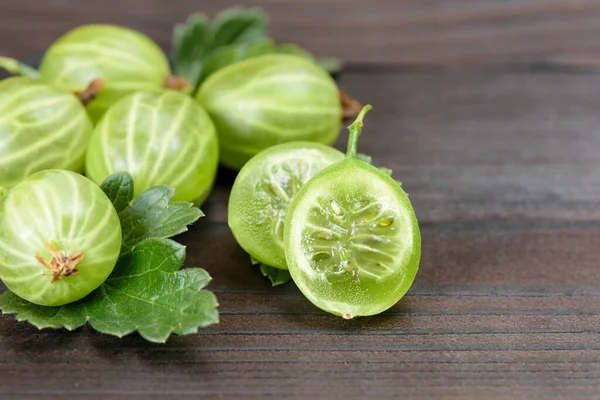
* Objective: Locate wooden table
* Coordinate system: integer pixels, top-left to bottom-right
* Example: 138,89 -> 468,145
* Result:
1,1 -> 599,398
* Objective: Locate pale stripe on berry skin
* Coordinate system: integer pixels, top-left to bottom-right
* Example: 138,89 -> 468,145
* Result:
0,85 -> 40,109
98,109 -> 114,179
141,92 -> 163,181
4,111 -> 85,170
0,97 -> 67,123
155,108 -> 208,187
49,44 -> 158,73
146,92 -> 191,186
0,111 -> 81,165
125,95 -> 141,176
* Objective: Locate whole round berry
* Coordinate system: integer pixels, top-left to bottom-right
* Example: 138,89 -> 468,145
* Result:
0,77 -> 93,190
39,24 -> 171,122
0,170 -> 122,306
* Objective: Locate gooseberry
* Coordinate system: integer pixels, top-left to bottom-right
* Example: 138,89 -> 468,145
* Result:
0,170 -> 122,306
0,77 -> 93,190
196,54 -> 342,170
228,142 -> 344,270
39,24 -> 177,122
284,106 -> 421,318
85,89 -> 219,204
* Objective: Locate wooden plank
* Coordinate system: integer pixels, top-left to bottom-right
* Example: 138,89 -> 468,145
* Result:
1,68 -> 600,398
2,0 -> 600,65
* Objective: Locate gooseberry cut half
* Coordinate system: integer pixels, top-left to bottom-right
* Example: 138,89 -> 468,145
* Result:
284,106 -> 421,318
0,170 -> 122,306
229,142 -> 344,270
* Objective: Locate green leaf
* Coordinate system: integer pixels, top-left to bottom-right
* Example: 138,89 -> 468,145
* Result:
0,291 -> 87,330
250,256 -> 292,286
118,185 -> 203,256
173,7 -> 268,90
0,57 -> 39,78
259,264 -> 292,286
0,173 -> 217,343
357,153 -> 373,164
211,7 -> 268,48
173,14 -> 212,89
0,239 -> 218,343
99,172 -> 134,213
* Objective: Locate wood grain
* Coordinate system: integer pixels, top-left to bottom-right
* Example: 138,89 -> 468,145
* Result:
2,68 -> 600,398
2,1 -> 600,399
2,0 -> 600,66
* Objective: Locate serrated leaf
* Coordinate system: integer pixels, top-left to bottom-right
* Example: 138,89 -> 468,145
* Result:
259,264 -> 292,286
173,7 -> 268,90
211,7 -> 268,48
357,153 -> 394,176
118,185 -> 203,255
357,153 -> 373,164
249,255 -> 292,286
100,172 -> 134,213
0,57 -> 39,78
173,14 -> 212,87
0,291 -> 87,330
0,239 -> 218,343
85,238 -> 217,342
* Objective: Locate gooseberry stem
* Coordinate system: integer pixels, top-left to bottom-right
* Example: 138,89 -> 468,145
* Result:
346,104 -> 373,159
74,78 -> 103,106
0,57 -> 39,78
164,75 -> 193,94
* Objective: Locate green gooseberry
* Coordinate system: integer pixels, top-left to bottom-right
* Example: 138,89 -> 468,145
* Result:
196,54 -> 342,170
0,76 -> 93,190
85,89 -> 219,205
39,24 -> 176,122
228,142 -> 345,270
0,170 -> 122,306
285,106 -> 421,319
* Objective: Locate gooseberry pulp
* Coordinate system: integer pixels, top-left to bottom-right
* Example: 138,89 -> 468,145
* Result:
0,77 -> 93,190
85,90 -> 219,205
229,142 -> 344,270
0,170 -> 122,306
196,54 -> 342,170
284,106 -> 421,318
39,24 -> 172,122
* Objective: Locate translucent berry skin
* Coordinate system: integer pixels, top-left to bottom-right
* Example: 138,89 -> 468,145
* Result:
85,90 -> 219,205
39,24 -> 171,122
0,77 -> 93,190
285,158 -> 421,318
0,170 -> 122,307
196,54 -> 342,170
284,105 -> 421,319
